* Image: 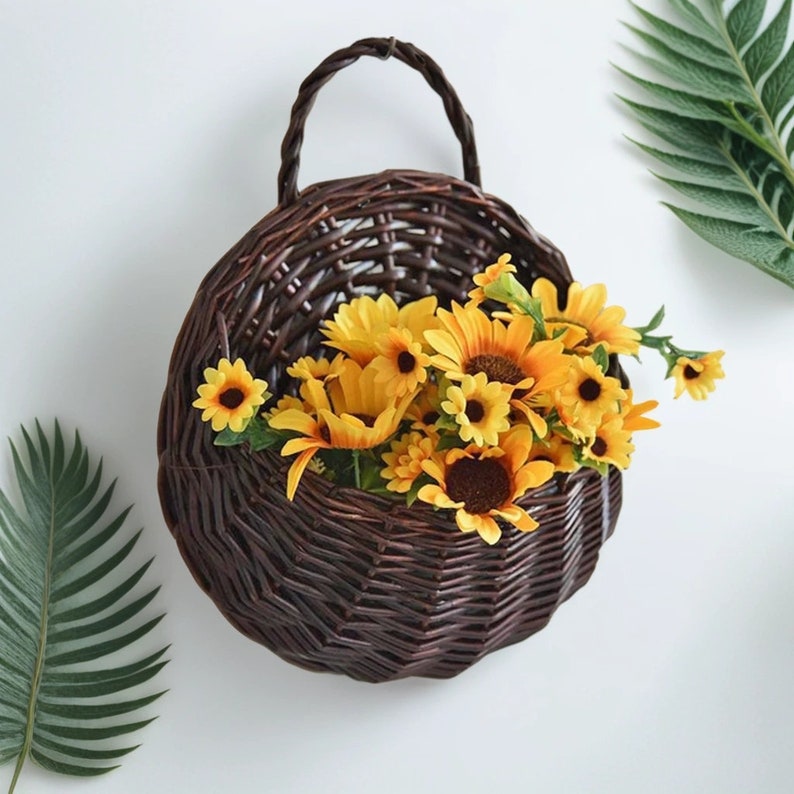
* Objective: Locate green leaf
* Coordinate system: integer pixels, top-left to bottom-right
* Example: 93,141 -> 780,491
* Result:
628,3 -> 736,70
744,0 -> 791,81
592,345 -> 610,373
656,176 -> 775,227
631,141 -> 744,187
0,421 -> 167,790
618,0 -> 794,289
665,204 -> 794,284
761,41 -> 794,121
726,0 -> 765,51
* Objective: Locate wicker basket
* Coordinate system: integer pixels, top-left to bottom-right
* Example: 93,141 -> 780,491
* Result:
157,37 -> 623,683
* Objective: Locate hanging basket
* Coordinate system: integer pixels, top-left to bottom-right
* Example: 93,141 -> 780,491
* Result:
157,37 -> 623,683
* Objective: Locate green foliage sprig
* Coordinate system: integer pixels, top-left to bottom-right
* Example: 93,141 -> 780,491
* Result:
617,0 -> 794,288
0,421 -> 167,792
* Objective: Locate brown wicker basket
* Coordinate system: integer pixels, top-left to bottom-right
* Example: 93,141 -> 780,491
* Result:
157,37 -> 623,683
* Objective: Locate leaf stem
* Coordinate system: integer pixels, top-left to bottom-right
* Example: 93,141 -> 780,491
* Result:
718,138 -> 794,247
10,463 -> 57,793
714,9 -> 794,188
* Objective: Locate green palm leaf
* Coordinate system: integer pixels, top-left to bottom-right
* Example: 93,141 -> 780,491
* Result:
617,0 -> 794,288
0,421 -> 167,791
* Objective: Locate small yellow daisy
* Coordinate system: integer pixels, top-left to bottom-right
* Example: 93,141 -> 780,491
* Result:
672,351 -> 725,400
441,372 -> 512,447
192,358 -> 269,433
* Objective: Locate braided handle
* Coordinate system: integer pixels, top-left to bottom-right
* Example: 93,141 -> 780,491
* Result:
277,37 -> 481,205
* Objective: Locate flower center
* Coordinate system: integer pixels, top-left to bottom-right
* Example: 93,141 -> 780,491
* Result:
591,437 -> 607,457
397,351 -> 417,373
465,400 -> 485,423
351,413 -> 376,427
422,410 -> 439,426
683,364 -> 699,380
446,457 -> 511,515
219,387 -> 245,409
578,377 -> 601,402
465,354 -> 525,385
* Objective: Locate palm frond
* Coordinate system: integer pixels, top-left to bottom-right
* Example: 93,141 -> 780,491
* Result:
0,421 -> 167,791
617,0 -> 794,288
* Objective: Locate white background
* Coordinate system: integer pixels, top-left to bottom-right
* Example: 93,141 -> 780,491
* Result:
1,1 -> 792,792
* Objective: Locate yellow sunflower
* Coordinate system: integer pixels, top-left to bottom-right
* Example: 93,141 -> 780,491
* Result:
441,372 -> 511,447
527,433 -> 577,473
672,351 -> 725,400
381,431 -> 439,493
321,293 -> 438,365
266,394 -> 307,420
192,357 -> 269,432
556,355 -> 627,438
425,303 -> 570,439
406,383 -> 442,436
418,425 -> 555,545
269,360 -> 413,499
581,415 -> 635,470
466,253 -> 517,307
531,278 -> 641,355
286,353 -> 346,383
370,327 -> 431,397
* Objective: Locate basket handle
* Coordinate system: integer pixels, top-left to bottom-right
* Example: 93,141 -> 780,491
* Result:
277,37 -> 481,206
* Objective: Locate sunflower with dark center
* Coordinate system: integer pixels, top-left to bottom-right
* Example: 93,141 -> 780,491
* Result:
556,355 -> 627,438
370,326 -> 432,397
270,359 -> 414,500
192,357 -> 270,432
425,302 -> 569,435
418,425 -> 555,545
672,351 -> 725,400
582,415 -> 634,470
531,277 -> 641,355
440,372 -> 511,447
321,293 -> 439,366
528,434 -> 577,473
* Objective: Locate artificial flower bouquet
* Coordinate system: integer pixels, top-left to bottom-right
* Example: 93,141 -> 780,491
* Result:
193,254 -> 724,545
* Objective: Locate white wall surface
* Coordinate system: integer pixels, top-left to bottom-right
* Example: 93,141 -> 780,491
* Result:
1,1 -> 792,792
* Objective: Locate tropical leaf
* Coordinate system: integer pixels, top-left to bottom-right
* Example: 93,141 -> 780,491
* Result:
617,0 -> 794,288
0,421 -> 167,792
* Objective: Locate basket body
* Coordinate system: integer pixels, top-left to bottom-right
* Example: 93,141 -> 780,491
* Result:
157,169 -> 623,682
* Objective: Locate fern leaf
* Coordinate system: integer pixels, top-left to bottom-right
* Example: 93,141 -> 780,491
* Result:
618,0 -> 794,288
0,421 -> 167,792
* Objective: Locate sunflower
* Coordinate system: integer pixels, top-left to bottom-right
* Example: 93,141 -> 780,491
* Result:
370,327 -> 431,397
266,394 -> 306,420
556,355 -> 627,438
425,302 -> 536,387
621,389 -> 660,432
531,278 -> 641,355
269,360 -> 413,499
466,253 -> 517,307
672,351 -> 725,400
418,425 -> 555,545
321,293 -> 438,365
286,353 -> 346,383
381,431 -> 439,493
527,433 -> 577,473
406,383 -> 442,435
441,372 -> 511,447
192,357 -> 269,432
581,415 -> 634,470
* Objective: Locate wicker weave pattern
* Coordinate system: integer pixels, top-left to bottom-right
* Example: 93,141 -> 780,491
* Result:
157,39 -> 623,683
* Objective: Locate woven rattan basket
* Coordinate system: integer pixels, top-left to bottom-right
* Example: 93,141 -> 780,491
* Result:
157,37 -> 623,683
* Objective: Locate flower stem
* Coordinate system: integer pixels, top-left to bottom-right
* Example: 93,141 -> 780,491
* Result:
353,450 -> 362,490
